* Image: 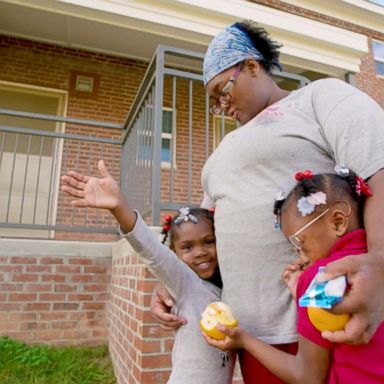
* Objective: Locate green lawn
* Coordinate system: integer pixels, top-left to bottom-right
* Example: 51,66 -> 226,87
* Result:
0,337 -> 116,384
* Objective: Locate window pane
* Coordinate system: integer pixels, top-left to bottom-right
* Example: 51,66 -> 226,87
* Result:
162,110 -> 173,134
366,0 -> 384,6
376,61 -> 384,75
161,138 -> 171,162
373,41 -> 384,60
213,116 -> 238,147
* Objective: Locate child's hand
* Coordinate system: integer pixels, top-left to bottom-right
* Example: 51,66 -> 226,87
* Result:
61,160 -> 122,210
202,324 -> 246,351
282,256 -> 310,299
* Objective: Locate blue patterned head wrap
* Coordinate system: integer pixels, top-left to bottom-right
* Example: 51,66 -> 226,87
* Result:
203,23 -> 264,86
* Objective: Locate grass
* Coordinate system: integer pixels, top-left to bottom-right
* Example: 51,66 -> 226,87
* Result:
0,337 -> 116,384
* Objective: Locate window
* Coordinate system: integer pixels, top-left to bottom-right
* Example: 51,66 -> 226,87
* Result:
161,109 -> 173,163
137,107 -> 175,166
366,0 -> 384,6
213,115 -> 238,148
373,41 -> 384,76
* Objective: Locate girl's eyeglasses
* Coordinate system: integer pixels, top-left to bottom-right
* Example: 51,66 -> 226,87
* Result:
288,206 -> 331,250
210,63 -> 242,115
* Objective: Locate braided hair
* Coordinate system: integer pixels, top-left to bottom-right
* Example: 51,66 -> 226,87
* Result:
274,169 -> 371,227
234,20 -> 283,73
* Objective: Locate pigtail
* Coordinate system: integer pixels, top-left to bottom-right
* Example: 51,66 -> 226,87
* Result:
334,166 -> 373,201
344,169 -> 359,200
273,199 -> 284,218
273,191 -> 286,229
161,215 -> 172,245
294,170 -> 317,197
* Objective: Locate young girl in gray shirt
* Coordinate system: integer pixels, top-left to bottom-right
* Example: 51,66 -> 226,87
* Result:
61,160 -> 234,384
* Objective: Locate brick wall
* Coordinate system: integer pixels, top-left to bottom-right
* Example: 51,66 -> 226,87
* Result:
0,238 -> 111,346
109,233 -> 173,384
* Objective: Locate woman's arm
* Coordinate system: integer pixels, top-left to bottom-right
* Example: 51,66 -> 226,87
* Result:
320,169 -> 384,343
203,326 -> 330,384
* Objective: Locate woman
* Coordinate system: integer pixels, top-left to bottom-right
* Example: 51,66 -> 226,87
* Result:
151,20 -> 384,383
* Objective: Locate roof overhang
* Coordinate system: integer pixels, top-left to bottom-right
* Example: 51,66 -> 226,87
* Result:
0,0 -> 370,76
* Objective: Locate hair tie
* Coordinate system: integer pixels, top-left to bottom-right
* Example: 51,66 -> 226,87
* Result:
295,170 -> 313,181
335,165 -> 373,198
274,190 -> 286,229
174,207 -> 199,225
334,165 -> 350,178
161,215 -> 172,235
355,176 -> 373,197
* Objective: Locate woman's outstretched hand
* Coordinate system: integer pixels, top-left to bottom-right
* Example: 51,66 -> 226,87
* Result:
61,159 -> 122,210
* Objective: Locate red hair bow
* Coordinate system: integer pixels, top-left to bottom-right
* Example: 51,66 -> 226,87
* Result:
355,176 -> 373,197
162,215 -> 172,233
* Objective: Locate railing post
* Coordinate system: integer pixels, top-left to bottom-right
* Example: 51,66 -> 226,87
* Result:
151,46 -> 165,225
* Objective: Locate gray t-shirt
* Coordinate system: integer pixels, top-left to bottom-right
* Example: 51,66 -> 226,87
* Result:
202,78 -> 384,344
124,213 -> 234,384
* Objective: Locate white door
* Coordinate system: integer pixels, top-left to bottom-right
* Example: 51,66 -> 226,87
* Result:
0,82 -> 67,238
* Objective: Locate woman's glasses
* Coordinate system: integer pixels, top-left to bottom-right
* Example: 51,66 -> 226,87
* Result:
210,63 -> 242,115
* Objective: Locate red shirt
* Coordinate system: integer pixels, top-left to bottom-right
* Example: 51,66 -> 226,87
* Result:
297,229 -> 384,383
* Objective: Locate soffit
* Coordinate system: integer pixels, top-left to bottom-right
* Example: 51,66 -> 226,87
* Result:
284,0 -> 384,34
0,0 -> 369,76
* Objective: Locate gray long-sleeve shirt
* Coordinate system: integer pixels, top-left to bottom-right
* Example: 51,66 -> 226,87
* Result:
123,213 -> 234,384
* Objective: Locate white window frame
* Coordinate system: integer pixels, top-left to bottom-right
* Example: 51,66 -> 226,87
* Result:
373,40 -> 384,77
212,115 -> 238,149
136,106 -> 176,169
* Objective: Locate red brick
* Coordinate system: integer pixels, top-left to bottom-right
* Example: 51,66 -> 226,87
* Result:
69,258 -> 93,265
9,293 -> 37,301
0,284 -> 23,291
84,265 -> 108,273
71,274 -> 93,283
13,274 -> 38,282
40,257 -> 64,264
53,303 -> 79,310
39,312 -> 68,320
8,313 -> 37,321
140,354 -> 172,369
39,293 -> 66,301
56,266 -> 81,273
84,284 -> 107,292
41,275 -> 66,282
51,321 -> 77,329
82,302 -> 105,310
68,294 -> 93,301
10,257 -> 37,264
25,303 -> 50,311
25,284 -> 53,292
54,284 -> 78,292
26,265 -> 52,272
